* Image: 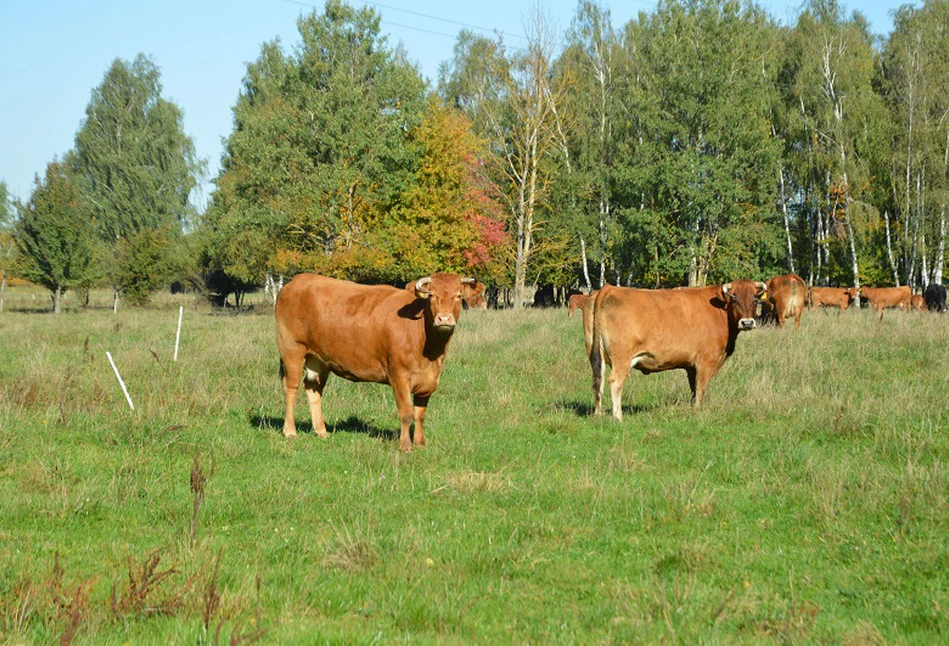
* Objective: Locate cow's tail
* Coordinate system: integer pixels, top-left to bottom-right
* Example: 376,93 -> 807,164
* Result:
590,291 -> 605,416
279,358 -> 286,384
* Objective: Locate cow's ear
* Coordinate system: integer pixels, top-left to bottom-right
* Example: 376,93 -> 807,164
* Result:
415,276 -> 433,299
758,290 -> 769,301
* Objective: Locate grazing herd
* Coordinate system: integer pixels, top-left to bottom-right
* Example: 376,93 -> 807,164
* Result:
274,272 -> 946,450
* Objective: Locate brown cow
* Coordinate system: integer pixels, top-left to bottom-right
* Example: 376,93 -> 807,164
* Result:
910,294 -> 925,312
462,281 -> 487,310
808,286 -> 858,311
275,273 -> 474,451
591,280 -> 766,420
567,293 -> 590,317
859,286 -> 912,319
764,273 -> 806,329
567,291 -> 599,357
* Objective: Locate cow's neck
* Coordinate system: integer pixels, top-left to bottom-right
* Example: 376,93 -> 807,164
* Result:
724,312 -> 740,358
423,327 -> 453,361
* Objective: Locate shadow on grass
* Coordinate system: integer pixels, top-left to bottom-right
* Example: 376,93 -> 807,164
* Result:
555,399 -> 661,418
250,414 -> 395,441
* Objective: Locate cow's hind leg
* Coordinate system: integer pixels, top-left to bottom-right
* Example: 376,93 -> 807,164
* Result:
279,345 -> 307,439
303,356 -> 330,438
608,356 -> 634,421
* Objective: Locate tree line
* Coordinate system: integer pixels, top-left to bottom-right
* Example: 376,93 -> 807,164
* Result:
3,0 -> 948,312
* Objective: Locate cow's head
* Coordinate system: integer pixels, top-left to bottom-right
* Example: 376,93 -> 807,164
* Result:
722,280 -> 767,330
461,281 -> 487,310
414,274 -> 476,334
844,286 -> 858,302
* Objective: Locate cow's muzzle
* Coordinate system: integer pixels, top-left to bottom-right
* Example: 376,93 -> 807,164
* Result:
738,318 -> 756,330
434,314 -> 457,330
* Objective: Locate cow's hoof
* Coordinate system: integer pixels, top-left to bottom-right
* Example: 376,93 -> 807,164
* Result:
283,430 -> 298,439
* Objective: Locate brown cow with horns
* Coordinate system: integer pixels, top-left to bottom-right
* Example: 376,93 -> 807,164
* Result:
275,273 -> 475,451
591,280 -> 766,420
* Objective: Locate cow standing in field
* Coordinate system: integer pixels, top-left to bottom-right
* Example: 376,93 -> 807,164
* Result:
910,294 -> 925,312
591,280 -> 766,420
924,283 -> 947,312
567,291 -> 598,357
859,286 -> 912,319
764,273 -> 806,329
808,286 -> 858,312
275,273 -> 475,451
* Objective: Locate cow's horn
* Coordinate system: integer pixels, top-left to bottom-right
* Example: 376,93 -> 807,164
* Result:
415,276 -> 432,295
723,282 -> 733,295
756,281 -> 767,292
461,277 -> 476,285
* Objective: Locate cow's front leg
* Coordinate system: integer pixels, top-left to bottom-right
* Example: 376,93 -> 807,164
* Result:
687,365 -> 714,407
390,379 -> 414,452
412,394 -> 429,448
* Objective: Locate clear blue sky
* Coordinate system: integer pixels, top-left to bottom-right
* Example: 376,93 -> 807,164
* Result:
0,0 -> 902,207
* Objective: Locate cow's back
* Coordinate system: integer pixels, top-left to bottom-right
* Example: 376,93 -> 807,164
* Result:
276,274 -> 420,383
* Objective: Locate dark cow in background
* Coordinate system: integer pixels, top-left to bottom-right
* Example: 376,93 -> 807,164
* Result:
808,286 -> 858,311
275,273 -> 474,451
859,286 -> 912,319
924,283 -> 947,312
763,273 -> 806,329
591,280 -> 766,420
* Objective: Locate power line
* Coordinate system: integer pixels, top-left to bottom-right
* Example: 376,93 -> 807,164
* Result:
283,0 -> 528,42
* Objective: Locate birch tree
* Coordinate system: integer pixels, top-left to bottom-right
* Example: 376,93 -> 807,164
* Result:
789,0 -> 886,291
440,10 -> 569,307
884,0 -> 949,286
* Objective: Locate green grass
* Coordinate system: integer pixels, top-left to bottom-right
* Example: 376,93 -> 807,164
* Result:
1,287 -> 948,643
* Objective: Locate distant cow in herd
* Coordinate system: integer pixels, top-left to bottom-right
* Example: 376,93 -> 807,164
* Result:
859,286 -> 912,319
924,283 -> 947,312
762,273 -> 806,329
808,286 -> 859,312
275,273 -> 476,451
590,280 -> 766,419
567,291 -> 598,357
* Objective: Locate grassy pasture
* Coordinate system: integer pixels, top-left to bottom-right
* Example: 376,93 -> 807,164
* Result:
1,286 -> 948,644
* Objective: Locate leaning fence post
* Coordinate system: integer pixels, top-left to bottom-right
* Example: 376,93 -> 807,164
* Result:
106,351 -> 135,411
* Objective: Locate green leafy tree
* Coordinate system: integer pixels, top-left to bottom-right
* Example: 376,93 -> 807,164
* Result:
605,0 -> 783,287
883,0 -> 949,286
383,98 -> 509,282
785,0 -> 887,289
74,54 -> 202,305
558,1 -> 624,289
14,161 -> 98,313
206,0 -> 427,293
440,8 -> 571,307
